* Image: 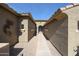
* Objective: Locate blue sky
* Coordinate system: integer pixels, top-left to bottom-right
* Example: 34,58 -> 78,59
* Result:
8,3 -> 71,20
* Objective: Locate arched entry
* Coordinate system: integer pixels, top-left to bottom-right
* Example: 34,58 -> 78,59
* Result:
38,25 -> 43,32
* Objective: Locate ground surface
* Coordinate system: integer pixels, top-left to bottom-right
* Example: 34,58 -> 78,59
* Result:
10,32 -> 61,56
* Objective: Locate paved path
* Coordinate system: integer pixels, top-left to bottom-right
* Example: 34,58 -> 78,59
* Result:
47,40 -> 61,56
10,32 -> 61,56
36,32 -> 52,56
10,36 -> 37,56
36,32 -> 61,56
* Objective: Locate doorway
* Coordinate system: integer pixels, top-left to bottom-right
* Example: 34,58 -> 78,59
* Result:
38,25 -> 43,32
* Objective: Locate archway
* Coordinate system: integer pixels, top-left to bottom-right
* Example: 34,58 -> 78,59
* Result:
38,25 -> 43,32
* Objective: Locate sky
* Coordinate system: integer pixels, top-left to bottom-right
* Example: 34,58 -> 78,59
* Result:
8,3 -> 71,20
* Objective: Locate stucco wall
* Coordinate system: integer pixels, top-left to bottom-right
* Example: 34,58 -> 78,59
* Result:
35,22 -> 46,26
28,19 -> 36,41
18,17 -> 36,42
63,6 -> 79,56
43,5 -> 79,56
0,5 -> 18,46
18,18 -> 28,42
43,17 -> 68,56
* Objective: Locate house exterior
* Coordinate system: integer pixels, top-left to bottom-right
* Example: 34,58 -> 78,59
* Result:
43,4 -> 79,56
1,3 -> 79,56
0,3 -> 36,47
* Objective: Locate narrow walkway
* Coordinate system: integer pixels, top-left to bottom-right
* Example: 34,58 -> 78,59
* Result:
47,40 -> 61,56
10,36 -> 37,56
36,32 -> 52,56
36,32 -> 61,56
10,32 -> 61,56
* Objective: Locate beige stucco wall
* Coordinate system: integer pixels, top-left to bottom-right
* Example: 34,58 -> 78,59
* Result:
35,22 -> 46,26
0,5 -> 18,46
18,18 -> 28,42
18,16 -> 36,42
43,17 -> 68,56
63,6 -> 79,56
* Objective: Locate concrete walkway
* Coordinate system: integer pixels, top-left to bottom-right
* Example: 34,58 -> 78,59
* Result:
36,32 -> 61,56
36,32 -> 52,56
10,36 -> 37,56
10,32 -> 61,56
47,40 -> 61,56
